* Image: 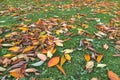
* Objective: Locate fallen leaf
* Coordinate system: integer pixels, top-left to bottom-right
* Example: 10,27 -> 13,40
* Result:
25,68 -> 38,73
9,68 -> 24,79
22,46 -> 34,53
108,70 -> 120,80
113,54 -> 120,57
97,63 -> 107,68
48,57 -> 59,67
31,61 -> 44,66
86,61 -> 94,72
63,49 -> 74,53
3,53 -> 16,58
0,67 -> 6,71
64,53 -> 71,61
91,77 -> 98,80
36,52 -> 47,61
8,46 -> 20,52
115,45 -> 120,51
96,54 -> 103,63
56,65 -> 66,75
103,44 -> 109,50
47,50 -> 53,58
60,55 -> 66,66
84,54 -> 91,62
116,41 -> 120,45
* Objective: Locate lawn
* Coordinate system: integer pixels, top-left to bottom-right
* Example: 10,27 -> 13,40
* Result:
0,0 -> 120,80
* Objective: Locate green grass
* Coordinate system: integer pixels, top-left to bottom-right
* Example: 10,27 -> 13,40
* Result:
0,0 -> 120,80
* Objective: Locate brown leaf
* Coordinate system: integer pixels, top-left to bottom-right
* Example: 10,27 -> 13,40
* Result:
84,54 -> 91,62
96,54 -> 103,63
48,57 -> 60,67
116,41 -> 120,45
56,65 -> 66,75
108,70 -> 120,80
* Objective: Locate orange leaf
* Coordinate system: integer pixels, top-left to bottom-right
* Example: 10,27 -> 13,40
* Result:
84,54 -> 91,62
56,65 -> 66,75
42,49 -> 48,54
108,70 -> 120,80
96,54 -> 103,63
9,68 -> 24,79
0,39 -> 3,43
48,57 -> 59,67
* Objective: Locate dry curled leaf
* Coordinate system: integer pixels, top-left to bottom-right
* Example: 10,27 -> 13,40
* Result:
48,57 -> 59,67
84,54 -> 91,62
108,70 -> 120,80
56,65 -> 66,75
96,54 -> 103,63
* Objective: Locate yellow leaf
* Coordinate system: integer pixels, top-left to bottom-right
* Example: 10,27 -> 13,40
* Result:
48,57 -> 59,67
56,65 -> 66,75
96,54 -> 103,63
18,27 -> 28,32
64,53 -> 71,61
84,54 -> 91,62
22,46 -> 34,53
60,55 -> 66,66
3,53 -> 16,58
8,46 -> 20,52
108,70 -> 120,80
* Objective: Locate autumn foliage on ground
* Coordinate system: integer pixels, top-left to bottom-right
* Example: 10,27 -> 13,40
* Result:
0,0 -> 120,80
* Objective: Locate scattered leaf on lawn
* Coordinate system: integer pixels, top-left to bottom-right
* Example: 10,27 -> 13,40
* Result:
103,44 -> 109,50
47,50 -> 53,58
22,46 -> 34,53
25,68 -> 38,73
48,57 -> 59,67
60,55 -> 66,66
96,54 -> 103,63
8,46 -> 20,52
0,67 -> 6,71
97,63 -> 107,68
84,54 -> 91,62
36,52 -> 47,61
9,68 -> 24,79
63,49 -> 74,53
108,70 -> 120,80
86,61 -> 94,73
64,53 -> 71,61
116,41 -> 120,45
56,65 -> 66,75
115,45 -> 120,51
113,54 -> 120,57
3,53 -> 16,58
1,44 -> 13,47
31,61 -> 44,66
91,77 -> 98,80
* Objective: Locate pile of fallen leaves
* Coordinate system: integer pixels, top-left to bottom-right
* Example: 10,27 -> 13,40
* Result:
0,18 -> 74,79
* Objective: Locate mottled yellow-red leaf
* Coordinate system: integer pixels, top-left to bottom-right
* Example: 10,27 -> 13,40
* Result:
84,54 -> 91,62
60,55 -> 66,66
9,68 -> 24,79
48,57 -> 59,67
0,39 -> 3,43
22,46 -> 34,53
96,54 -> 103,63
64,53 -> 71,61
8,46 -> 20,52
56,65 -> 66,75
108,70 -> 120,80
